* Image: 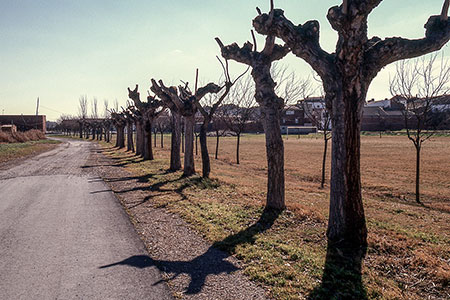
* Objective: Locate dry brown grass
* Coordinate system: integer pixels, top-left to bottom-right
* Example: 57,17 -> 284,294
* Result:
0,129 -> 46,143
99,133 -> 450,299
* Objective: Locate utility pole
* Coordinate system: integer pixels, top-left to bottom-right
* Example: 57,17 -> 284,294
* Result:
36,97 -> 39,116
36,97 -> 40,130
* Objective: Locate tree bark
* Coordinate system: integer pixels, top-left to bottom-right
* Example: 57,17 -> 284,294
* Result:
127,122 -> 134,152
327,85 -> 367,250
199,122 -> 210,178
183,115 -> 195,176
117,125 -> 125,149
261,105 -> 285,210
170,112 -> 182,171
160,130 -> 164,148
143,119 -> 154,160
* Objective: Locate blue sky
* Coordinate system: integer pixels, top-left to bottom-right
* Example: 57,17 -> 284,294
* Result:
0,0 -> 448,120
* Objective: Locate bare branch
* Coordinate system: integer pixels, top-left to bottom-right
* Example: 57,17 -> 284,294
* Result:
442,0 -> 449,21
342,0 -> 348,15
251,30 -> 257,52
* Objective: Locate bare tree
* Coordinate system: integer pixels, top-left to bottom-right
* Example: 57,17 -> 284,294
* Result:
300,97 -> 331,188
123,104 -> 136,153
390,52 -> 450,204
253,0 -> 450,253
78,95 -> 88,138
150,80 -> 197,176
110,111 -> 126,149
272,62 -> 312,105
222,74 -> 257,164
217,28 -> 290,210
154,111 -> 170,148
91,98 -> 98,119
128,85 -> 164,160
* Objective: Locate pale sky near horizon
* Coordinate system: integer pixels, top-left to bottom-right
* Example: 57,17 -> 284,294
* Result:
1,0 -> 449,121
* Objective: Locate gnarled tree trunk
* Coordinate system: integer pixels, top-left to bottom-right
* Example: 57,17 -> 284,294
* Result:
183,115 -> 195,176
199,120 -> 211,178
170,112 -> 182,171
143,119 -> 154,160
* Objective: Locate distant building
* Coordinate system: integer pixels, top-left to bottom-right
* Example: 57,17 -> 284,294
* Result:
430,95 -> 450,112
0,115 -> 46,132
0,124 -> 17,133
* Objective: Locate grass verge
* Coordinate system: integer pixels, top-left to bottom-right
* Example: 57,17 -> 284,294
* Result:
96,137 -> 449,300
0,139 -> 61,164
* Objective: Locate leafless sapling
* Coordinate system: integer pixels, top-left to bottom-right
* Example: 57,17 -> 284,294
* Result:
390,52 -> 450,204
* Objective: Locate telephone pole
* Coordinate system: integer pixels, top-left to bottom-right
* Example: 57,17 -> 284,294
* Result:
36,97 -> 39,116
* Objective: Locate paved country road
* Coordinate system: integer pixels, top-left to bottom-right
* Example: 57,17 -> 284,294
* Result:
0,138 -> 172,300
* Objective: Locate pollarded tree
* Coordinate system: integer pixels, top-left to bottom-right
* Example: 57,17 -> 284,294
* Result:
110,111 -> 126,149
390,53 -> 450,204
300,97 -> 332,189
128,85 -> 164,160
123,105 -> 135,153
128,105 -> 144,156
151,79 -> 198,176
216,29 -> 290,210
253,0 -> 450,250
189,63 -> 248,178
222,74 -> 257,164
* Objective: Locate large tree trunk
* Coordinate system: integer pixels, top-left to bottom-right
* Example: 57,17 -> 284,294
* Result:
117,125 -> 125,149
143,119 -> 154,160
127,122 -> 134,152
199,122 -> 210,178
261,105 -> 285,210
415,144 -> 421,204
182,130 -> 185,153
183,115 -> 195,176
327,87 -> 367,250
170,112 -> 182,171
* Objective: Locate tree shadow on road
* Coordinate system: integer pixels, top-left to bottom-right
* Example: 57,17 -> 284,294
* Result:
99,208 -> 282,295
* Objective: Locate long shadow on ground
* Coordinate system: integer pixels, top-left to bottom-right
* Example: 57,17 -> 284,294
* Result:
308,244 -> 367,300
99,208 -> 281,295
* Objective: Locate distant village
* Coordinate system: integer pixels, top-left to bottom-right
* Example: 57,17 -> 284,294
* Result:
1,95 -> 449,135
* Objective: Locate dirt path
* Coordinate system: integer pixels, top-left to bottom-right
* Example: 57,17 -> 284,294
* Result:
0,138 -> 172,300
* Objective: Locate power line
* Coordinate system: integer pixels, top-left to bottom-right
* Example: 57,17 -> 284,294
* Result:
39,105 -> 66,115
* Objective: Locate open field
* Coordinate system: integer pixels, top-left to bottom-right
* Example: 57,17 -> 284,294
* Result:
92,134 -> 449,299
0,139 -> 61,165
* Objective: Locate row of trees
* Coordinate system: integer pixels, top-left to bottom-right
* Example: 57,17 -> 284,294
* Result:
58,2 -> 449,297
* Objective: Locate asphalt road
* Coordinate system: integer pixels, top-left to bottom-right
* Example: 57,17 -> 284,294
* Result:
0,138 -> 172,300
